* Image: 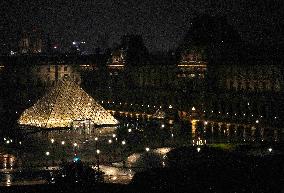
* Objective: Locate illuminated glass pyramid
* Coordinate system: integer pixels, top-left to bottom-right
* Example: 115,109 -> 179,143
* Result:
18,78 -> 118,128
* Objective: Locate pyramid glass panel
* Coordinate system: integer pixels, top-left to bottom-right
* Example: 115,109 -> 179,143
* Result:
18,78 -> 118,128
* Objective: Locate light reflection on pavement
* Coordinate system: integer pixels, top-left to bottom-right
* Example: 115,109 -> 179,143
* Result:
0,147 -> 171,186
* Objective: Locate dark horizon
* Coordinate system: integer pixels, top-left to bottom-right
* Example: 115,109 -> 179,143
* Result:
1,0 -> 283,53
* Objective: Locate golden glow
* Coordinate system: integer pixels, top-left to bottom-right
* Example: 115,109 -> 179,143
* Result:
177,64 -> 207,67
18,78 -> 118,128
154,147 -> 171,155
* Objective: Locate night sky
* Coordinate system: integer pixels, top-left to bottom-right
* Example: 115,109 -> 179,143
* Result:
0,0 -> 283,52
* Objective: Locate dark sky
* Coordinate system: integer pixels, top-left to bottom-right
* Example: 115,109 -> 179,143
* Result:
0,0 -> 283,52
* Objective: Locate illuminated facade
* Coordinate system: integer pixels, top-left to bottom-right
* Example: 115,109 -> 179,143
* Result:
18,78 -> 118,128
19,30 -> 42,54
215,64 -> 282,92
34,64 -> 81,85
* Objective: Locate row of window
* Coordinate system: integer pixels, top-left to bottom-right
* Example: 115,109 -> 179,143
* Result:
36,66 -> 68,73
225,79 -> 281,92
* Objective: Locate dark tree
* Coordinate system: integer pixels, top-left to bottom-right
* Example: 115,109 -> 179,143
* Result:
120,34 -> 150,66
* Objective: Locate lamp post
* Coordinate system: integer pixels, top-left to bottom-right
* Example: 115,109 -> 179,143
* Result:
45,151 -> 50,169
94,137 -> 99,170
73,142 -> 79,161
96,149 -> 100,172
50,138 -> 55,166
61,141 -> 66,162
121,140 -> 126,167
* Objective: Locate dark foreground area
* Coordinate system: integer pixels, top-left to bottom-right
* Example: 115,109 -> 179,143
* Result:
1,144 -> 283,193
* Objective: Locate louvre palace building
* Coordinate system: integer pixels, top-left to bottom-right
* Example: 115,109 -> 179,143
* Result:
0,48 -> 283,143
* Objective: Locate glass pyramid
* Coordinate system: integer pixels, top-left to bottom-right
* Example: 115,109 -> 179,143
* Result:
18,78 -> 118,128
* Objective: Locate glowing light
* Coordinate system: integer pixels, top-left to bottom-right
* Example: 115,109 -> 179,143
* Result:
108,139 -> 112,144
204,121 -> 208,125
73,143 -> 78,147
268,148 -> 272,152
256,120 -> 259,124
197,147 -> 201,152
18,79 -> 118,128
112,134 -> 116,138
61,141 -> 65,145
161,124 -> 165,128
145,147 -> 150,152
128,128 -> 132,133
46,151 -> 50,156
51,138 -> 55,143
96,149 -> 100,154
95,137 -> 98,141
122,140 -> 126,145
192,107 -> 195,111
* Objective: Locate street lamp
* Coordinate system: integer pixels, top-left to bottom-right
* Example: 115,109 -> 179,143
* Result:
45,151 -> 50,168
96,149 -> 100,171
73,142 -> 78,157
197,147 -> 201,152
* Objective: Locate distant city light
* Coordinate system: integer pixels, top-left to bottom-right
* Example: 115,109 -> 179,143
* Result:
96,149 -> 100,154
145,147 -> 150,152
61,141 -> 65,145
268,148 -> 272,152
197,147 -> 201,152
46,151 -> 50,156
122,140 -> 126,145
